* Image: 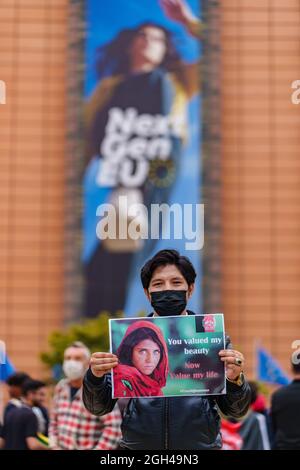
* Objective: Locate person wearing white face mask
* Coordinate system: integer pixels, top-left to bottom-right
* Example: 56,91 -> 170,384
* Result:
63,358 -> 86,382
48,341 -> 122,450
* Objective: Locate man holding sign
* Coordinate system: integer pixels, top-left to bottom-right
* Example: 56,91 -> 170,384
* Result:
83,249 -> 251,450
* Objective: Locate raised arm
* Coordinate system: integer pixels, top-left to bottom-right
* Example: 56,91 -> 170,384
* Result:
160,0 -> 203,98
82,352 -> 119,416
160,0 -> 204,39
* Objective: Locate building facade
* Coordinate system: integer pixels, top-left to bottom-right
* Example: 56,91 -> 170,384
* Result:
0,0 -> 300,379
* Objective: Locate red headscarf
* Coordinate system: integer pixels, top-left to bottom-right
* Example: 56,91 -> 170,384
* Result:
113,320 -> 169,398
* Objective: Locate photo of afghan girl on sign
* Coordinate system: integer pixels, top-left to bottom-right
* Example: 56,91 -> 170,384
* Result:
112,320 -> 169,398
110,314 -> 226,398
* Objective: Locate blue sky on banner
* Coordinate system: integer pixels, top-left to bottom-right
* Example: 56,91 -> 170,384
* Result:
84,0 -> 201,96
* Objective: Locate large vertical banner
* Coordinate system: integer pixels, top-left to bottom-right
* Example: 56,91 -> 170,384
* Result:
83,0 -> 202,317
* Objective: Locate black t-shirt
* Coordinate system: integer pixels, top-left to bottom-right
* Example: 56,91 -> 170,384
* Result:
271,379 -> 300,449
3,400 -> 21,422
2,405 -> 38,450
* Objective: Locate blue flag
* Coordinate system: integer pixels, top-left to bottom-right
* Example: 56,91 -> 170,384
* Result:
0,354 -> 16,382
257,347 -> 290,385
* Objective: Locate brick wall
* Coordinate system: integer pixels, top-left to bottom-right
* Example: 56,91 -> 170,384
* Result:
221,0 -> 300,377
0,0 -> 68,377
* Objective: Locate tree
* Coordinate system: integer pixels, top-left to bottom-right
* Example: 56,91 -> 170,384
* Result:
40,311 -> 124,378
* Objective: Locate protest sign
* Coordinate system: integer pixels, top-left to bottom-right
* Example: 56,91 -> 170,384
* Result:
109,314 -> 226,398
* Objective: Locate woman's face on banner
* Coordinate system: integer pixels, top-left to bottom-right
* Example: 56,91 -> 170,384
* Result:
132,338 -> 161,375
130,26 -> 167,67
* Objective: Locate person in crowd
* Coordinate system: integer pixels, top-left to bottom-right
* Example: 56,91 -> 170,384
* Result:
270,353 -> 300,449
3,372 -> 30,420
249,380 -> 274,446
0,379 -> 48,450
31,380 -> 49,437
49,341 -> 122,450
221,380 -> 271,450
83,249 -> 251,450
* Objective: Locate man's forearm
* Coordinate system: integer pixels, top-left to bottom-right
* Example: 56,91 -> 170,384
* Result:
216,378 -> 251,419
83,368 -> 118,416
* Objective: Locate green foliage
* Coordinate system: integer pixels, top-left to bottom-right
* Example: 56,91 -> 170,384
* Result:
40,311 -> 124,370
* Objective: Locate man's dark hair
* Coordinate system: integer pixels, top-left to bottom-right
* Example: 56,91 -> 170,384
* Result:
140,249 -> 197,289
22,379 -> 46,397
118,328 -> 163,368
6,372 -> 30,387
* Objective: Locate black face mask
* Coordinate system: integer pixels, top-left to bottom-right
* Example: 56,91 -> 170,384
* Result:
150,290 -> 187,317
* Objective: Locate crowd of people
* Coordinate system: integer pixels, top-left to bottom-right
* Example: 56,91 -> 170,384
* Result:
0,250 -> 299,450
0,342 -> 122,450
1,342 -> 299,451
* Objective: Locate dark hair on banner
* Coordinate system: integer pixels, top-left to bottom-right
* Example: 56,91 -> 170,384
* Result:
95,22 -> 182,79
141,249 -> 197,289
